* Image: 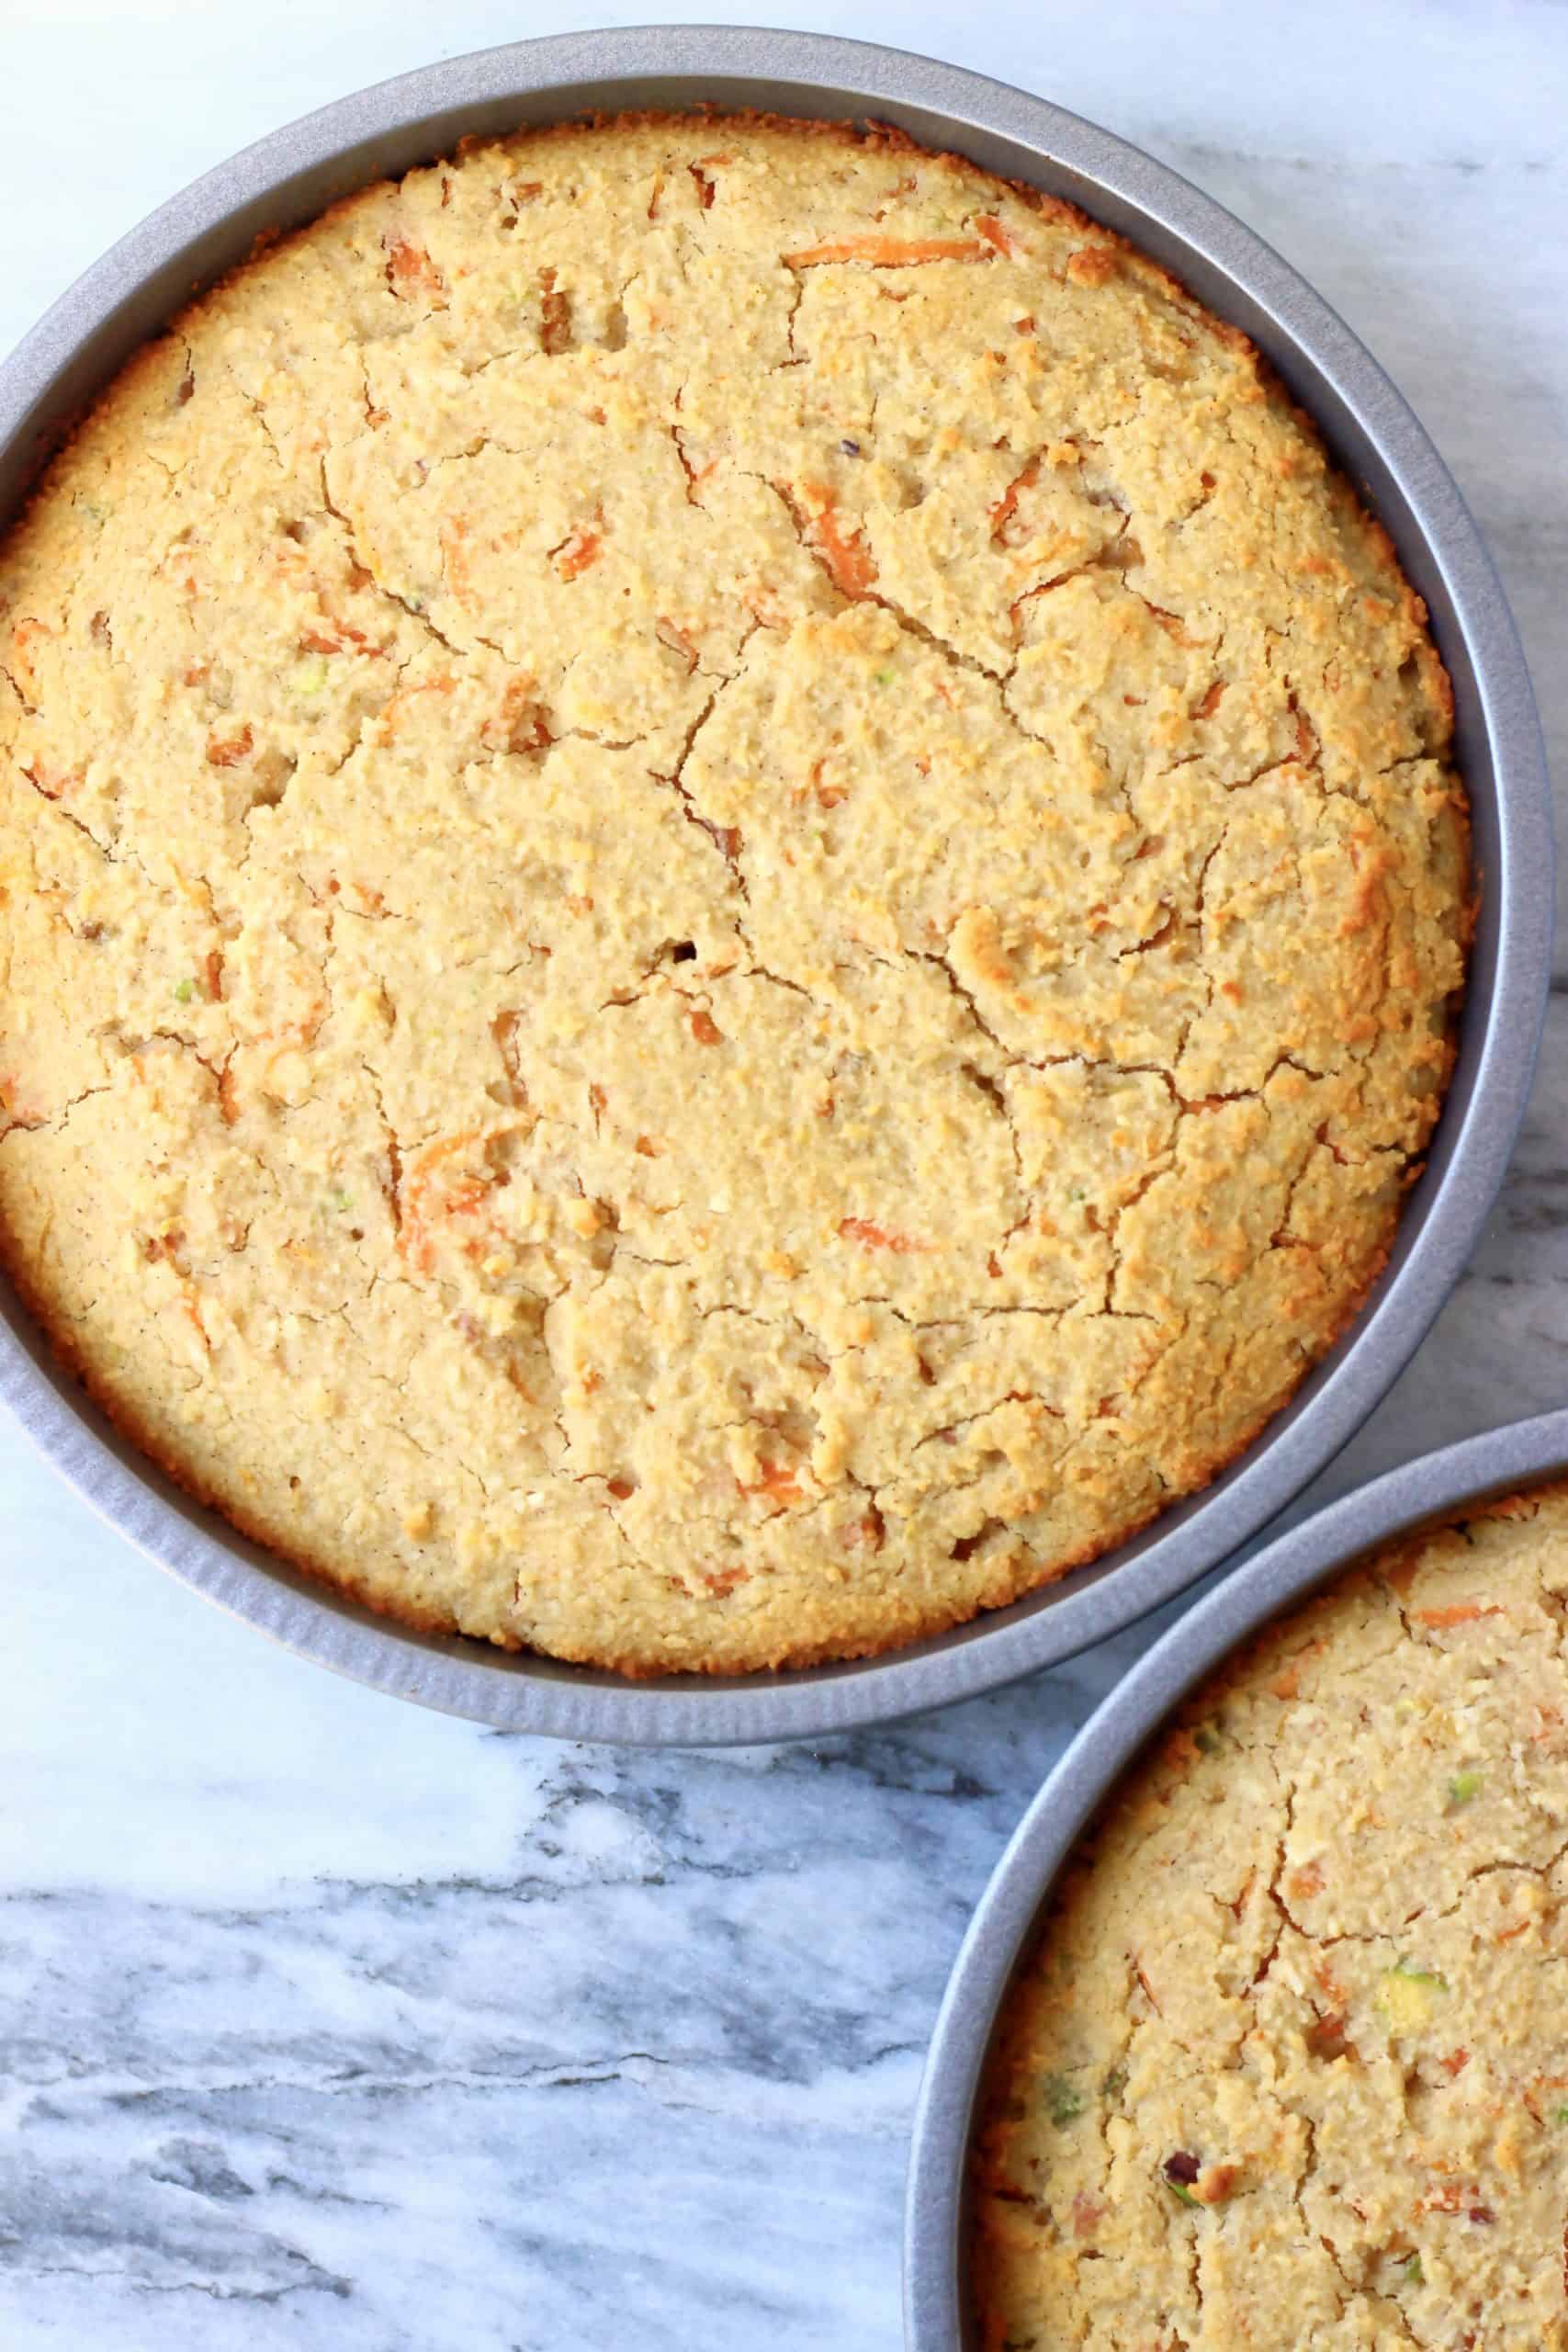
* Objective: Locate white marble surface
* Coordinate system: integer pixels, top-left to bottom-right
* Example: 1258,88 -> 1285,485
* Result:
0,2 -> 1565,2344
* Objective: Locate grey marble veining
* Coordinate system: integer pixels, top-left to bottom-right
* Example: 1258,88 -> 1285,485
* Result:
1,2 -> 1565,2345
2,1537 -> 1147,2351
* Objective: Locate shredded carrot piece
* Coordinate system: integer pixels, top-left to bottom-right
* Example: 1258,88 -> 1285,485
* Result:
178,1289 -> 210,1351
1413,1602 -> 1501,1628
689,1008 -> 722,1046
704,1566 -> 750,1595
1145,605 -> 1200,647
837,1216 -> 927,1254
20,759 -> 80,801
300,619 -> 377,657
251,1010 -> 329,1099
1417,2181 -> 1478,2218
555,527 -> 602,582
974,213 -> 1020,255
205,724 -> 254,768
1066,244 -> 1118,288
784,234 -> 991,266
8,616 -> 51,698
739,1460 -> 802,1505
695,816 -> 741,862
808,756 -> 849,810
386,237 -> 446,303
798,481 -> 876,598
377,673 -> 455,743
988,456 -> 1040,541
485,675 -> 552,754
399,1129 -> 496,1273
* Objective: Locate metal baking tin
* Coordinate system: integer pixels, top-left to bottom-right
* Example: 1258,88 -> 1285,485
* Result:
0,29 -> 1551,1745
904,1408 -> 1568,2348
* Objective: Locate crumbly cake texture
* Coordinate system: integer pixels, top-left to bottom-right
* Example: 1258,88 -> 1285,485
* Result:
972,1485 -> 1568,2352
0,115 -> 1466,1674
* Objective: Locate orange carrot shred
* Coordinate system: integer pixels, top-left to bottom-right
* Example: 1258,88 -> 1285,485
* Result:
988,456 -> 1040,540
555,528 -> 602,582
399,1130 -> 499,1274
704,1566 -> 750,1596
838,1216 -> 927,1254
205,724 -> 254,768
739,1460 -> 802,1504
386,238 -> 446,302
974,213 -> 1020,256
784,234 -> 992,266
799,481 -> 876,598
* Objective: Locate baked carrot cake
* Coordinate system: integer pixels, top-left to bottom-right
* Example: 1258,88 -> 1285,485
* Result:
972,1484 -> 1568,2349
0,115 -> 1467,1673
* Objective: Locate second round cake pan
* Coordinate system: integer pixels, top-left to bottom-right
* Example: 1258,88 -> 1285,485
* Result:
0,28 -> 1551,1743
904,1405 -> 1568,2348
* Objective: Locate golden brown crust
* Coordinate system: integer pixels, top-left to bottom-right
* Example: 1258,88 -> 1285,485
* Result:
0,112 -> 1467,1676
972,1480 -> 1568,2350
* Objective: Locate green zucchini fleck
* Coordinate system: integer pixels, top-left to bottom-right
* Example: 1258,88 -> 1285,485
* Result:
1040,2071 -> 1084,2127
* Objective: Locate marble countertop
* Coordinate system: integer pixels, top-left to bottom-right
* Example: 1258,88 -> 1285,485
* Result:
1,3 -> 1564,2344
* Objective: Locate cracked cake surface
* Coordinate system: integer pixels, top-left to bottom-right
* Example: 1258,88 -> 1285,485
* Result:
971,1486 -> 1568,2350
0,114 -> 1466,1673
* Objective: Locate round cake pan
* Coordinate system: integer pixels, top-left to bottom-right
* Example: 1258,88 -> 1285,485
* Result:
0,29 -> 1551,1745
904,1405 -> 1568,2347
